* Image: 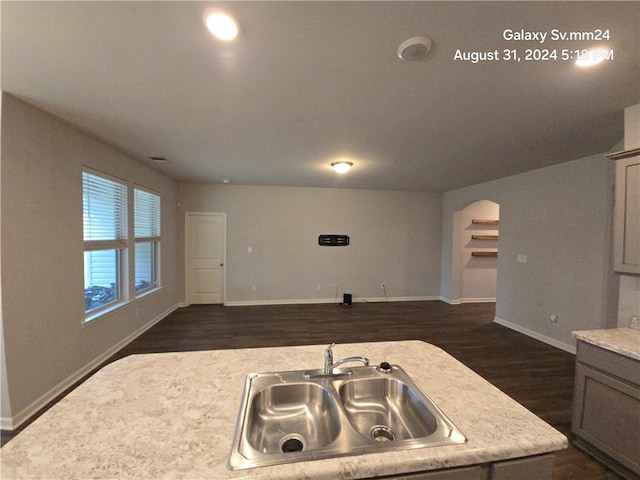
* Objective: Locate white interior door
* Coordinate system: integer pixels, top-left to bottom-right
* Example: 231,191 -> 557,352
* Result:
186,212 -> 226,304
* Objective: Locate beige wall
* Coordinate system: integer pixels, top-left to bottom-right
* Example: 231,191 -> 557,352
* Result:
0,94 -> 179,426
177,184 -> 442,304
442,154 -> 617,352
0,77 -> 11,421
625,104 -> 640,149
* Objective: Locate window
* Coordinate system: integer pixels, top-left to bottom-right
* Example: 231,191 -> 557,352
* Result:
83,171 -> 127,315
134,188 -> 161,293
82,170 -> 162,320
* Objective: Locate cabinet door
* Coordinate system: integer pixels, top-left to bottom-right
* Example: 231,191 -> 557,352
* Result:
572,363 -> 640,474
614,155 -> 640,274
388,465 -> 484,479
490,454 -> 555,480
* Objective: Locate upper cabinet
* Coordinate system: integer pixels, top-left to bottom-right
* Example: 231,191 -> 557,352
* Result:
606,149 -> 640,275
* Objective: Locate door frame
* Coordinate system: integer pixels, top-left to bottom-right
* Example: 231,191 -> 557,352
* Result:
184,212 -> 227,305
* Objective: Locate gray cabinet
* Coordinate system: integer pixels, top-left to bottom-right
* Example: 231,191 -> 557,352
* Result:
572,341 -> 640,479
376,454 -> 555,479
490,454 -> 555,479
385,465 -> 483,480
606,149 -> 640,274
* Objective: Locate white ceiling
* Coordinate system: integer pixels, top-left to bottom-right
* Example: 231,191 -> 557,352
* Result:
2,1 -> 639,192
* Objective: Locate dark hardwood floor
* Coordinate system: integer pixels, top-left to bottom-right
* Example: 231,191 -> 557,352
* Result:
1,301 -> 622,479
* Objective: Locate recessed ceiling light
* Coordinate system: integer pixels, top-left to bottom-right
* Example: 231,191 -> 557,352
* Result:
576,48 -> 610,67
331,161 -> 353,174
397,36 -> 433,61
204,11 -> 238,41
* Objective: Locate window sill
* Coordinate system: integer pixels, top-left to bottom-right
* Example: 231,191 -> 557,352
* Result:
84,302 -> 126,325
135,286 -> 162,300
83,287 -> 162,326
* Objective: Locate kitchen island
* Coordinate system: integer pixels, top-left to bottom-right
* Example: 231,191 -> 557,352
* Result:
0,341 -> 567,479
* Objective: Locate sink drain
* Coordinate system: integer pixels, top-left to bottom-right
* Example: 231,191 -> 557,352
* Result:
370,425 -> 396,442
279,434 -> 305,453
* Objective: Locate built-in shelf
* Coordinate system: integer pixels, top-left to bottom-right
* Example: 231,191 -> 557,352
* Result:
472,219 -> 499,225
471,235 -> 499,240
470,220 -> 499,258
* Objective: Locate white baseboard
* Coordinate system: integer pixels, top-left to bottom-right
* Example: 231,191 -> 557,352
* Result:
225,296 -> 440,307
440,297 -> 495,305
1,303 -> 181,431
225,298 -> 337,307
440,297 -> 460,305
494,317 -> 576,354
0,418 -> 12,431
358,296 -> 439,303
460,297 -> 496,304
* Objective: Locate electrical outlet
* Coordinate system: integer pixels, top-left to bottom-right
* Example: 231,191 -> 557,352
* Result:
550,314 -> 559,326
630,315 -> 640,330
251,285 -> 257,292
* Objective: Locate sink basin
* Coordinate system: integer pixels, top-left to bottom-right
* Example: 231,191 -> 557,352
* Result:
228,364 -> 466,470
339,377 -> 438,441
245,382 -> 341,454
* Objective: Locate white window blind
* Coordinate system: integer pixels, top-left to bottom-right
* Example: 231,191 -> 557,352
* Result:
83,170 -> 127,316
134,187 -> 161,293
83,172 -> 127,244
134,188 -> 160,239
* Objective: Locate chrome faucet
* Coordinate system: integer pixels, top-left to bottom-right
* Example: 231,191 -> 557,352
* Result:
323,343 -> 370,375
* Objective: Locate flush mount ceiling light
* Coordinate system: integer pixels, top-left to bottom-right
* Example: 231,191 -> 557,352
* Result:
576,48 -> 610,67
331,161 -> 353,174
397,36 -> 433,61
204,11 -> 239,41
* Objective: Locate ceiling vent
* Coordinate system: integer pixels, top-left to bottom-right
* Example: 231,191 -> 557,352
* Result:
397,36 -> 433,61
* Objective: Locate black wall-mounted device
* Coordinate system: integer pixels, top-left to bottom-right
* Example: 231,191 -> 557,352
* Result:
318,234 -> 350,246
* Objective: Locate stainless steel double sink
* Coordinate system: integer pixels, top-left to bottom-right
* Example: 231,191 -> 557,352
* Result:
228,363 -> 466,470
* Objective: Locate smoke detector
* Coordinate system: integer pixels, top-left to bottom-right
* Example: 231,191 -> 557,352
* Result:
397,36 -> 433,61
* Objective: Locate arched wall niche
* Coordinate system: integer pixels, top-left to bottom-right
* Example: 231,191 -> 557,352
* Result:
450,199 -> 500,304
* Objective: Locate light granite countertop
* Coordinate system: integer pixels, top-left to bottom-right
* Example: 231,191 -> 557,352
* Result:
573,327 -> 640,361
0,341 -> 567,479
